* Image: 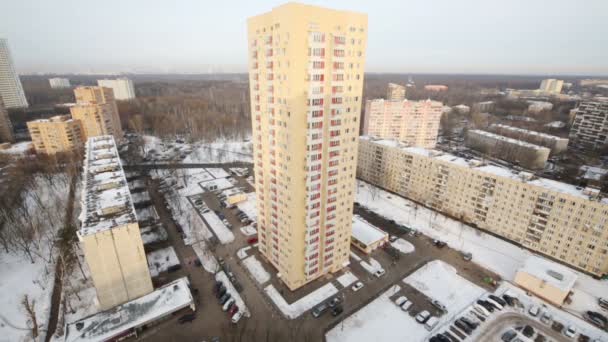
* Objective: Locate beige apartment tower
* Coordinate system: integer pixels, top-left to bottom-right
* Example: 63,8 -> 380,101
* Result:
363,95 -> 442,148
70,86 -> 123,140
78,136 -> 153,309
0,96 -> 14,143
357,137 -> 608,277
386,82 -> 406,101
27,115 -> 84,154
248,3 -> 368,290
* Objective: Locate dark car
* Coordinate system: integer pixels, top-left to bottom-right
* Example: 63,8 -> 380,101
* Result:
502,294 -> 516,306
178,313 -> 196,324
328,297 -> 341,308
228,304 -> 239,317
433,240 -> 447,248
331,305 -> 343,316
584,311 -> 607,329
501,330 -> 516,342
489,294 -> 507,307
220,293 -> 232,305
213,281 -> 223,294
217,285 -> 227,298
522,325 -> 534,337
454,320 -> 472,335
476,300 -> 495,312
460,317 -> 478,329
436,334 -> 451,342
247,237 -> 259,244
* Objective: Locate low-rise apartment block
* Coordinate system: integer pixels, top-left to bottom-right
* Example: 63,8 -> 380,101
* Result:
0,96 -> 14,143
357,136 -> 608,277
70,86 -> 123,140
466,129 -> 550,169
26,115 -> 84,154
488,124 -> 568,155
363,98 -> 442,148
569,100 -> 608,151
78,136 -> 153,309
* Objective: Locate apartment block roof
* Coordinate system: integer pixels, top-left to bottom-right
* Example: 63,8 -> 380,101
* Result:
360,136 -> 606,202
468,129 -> 550,151
352,215 -> 388,246
78,135 -> 137,236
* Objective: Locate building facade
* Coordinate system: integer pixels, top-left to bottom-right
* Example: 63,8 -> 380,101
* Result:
79,136 -> 153,309
488,124 -> 568,155
569,100 -> 608,151
97,78 -> 136,100
472,101 -> 494,113
424,85 -> 448,92
70,86 -> 123,140
357,137 -> 608,277
363,97 -> 442,148
539,79 -> 564,94
26,115 -> 84,154
0,39 -> 28,108
0,96 -> 14,143
247,3 -> 367,290
386,82 -> 406,101
49,77 -> 71,88
466,129 -> 550,169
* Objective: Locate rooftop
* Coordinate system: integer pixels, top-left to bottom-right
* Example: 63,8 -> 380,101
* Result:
64,277 -> 193,342
351,216 -> 388,246
78,136 -> 137,236
361,136 -> 606,201
468,129 -> 550,151
490,124 -> 567,142
517,255 -> 578,292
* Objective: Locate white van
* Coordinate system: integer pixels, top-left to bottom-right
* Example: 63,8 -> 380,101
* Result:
425,316 -> 439,331
231,311 -> 244,324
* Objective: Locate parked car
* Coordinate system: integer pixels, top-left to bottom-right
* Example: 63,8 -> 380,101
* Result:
331,305 -> 343,316
425,316 -> 439,331
389,235 -> 398,242
476,300 -> 495,313
228,304 -> 239,317
433,240 -> 447,248
178,313 -> 196,324
373,269 -> 386,278
473,304 -> 491,317
454,320 -> 472,334
231,311 -> 244,324
395,296 -> 408,306
528,305 -> 540,317
432,300 -> 447,312
484,297 -> 503,310
312,303 -> 329,318
541,311 -> 553,324
247,237 -> 259,244
217,286 -> 227,299
328,297 -> 341,308
563,325 -> 577,338
415,310 -> 431,323
460,316 -> 478,329
220,293 -> 232,305
501,330 -> 517,342
222,298 -> 235,312
351,281 -> 364,292
489,295 -> 507,307
461,252 -> 472,261
584,311 -> 607,329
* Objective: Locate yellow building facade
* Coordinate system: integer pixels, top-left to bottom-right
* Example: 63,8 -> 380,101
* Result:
248,3 -> 368,290
27,115 -> 84,154
79,136 -> 152,309
70,86 -> 123,140
357,137 -> 608,277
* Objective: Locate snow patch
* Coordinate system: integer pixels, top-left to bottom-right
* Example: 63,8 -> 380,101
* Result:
391,238 -> 415,254
242,255 -> 271,285
264,283 -> 338,319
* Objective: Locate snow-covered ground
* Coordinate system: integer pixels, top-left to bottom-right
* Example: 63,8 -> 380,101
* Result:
337,272 -> 358,288
205,168 -> 230,179
242,255 -> 271,285
192,241 -> 219,274
265,282 -> 339,319
0,141 -> 32,155
391,238 -> 415,254
236,192 -> 257,222
327,260 -> 486,342
183,140 -> 252,164
201,211 -> 235,244
147,247 -> 180,277
356,181 -> 608,315
360,257 -> 384,275
0,174 -> 71,342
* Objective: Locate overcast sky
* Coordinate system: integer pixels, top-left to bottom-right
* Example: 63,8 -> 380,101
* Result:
1,0 -> 607,75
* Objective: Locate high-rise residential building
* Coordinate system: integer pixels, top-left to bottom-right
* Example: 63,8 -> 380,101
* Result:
386,82 -> 406,101
363,93 -> 442,148
79,136 -> 153,309
97,78 -> 136,100
569,100 -> 608,151
0,96 -> 14,143
49,77 -> 71,89
0,38 -> 28,108
357,136 -> 608,277
70,86 -> 123,140
247,3 -> 367,290
27,115 -> 84,154
539,79 -> 564,94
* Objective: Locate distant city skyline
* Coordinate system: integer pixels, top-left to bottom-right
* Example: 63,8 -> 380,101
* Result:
1,0 -> 607,75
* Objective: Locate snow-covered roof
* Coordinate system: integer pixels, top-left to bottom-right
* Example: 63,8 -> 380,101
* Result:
360,136 -> 606,201
78,136 -> 138,236
517,255 -> 578,292
200,177 -> 233,191
469,129 -> 550,151
64,277 -> 193,342
351,216 -> 388,246
490,124 -> 567,142
221,187 -> 244,197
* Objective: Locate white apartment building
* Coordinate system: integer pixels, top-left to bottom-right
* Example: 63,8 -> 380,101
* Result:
97,78 -> 136,100
539,79 -> 564,94
357,136 -> 608,277
363,97 -> 443,148
49,77 -> 71,88
0,38 -> 28,108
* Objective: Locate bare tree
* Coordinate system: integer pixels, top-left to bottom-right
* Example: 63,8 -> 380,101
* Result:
21,295 -> 38,339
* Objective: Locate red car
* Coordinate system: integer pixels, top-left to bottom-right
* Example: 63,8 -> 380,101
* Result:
247,237 -> 258,244
228,304 -> 239,317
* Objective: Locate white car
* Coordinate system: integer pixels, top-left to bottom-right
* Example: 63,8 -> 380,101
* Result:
528,305 -> 540,317
563,325 -> 577,338
374,269 -> 386,278
231,311 -> 244,324
351,281 -> 364,292
395,296 -> 408,306
415,310 -> 430,323
222,298 -> 235,311
401,301 -> 413,312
